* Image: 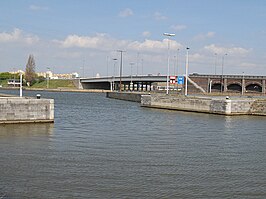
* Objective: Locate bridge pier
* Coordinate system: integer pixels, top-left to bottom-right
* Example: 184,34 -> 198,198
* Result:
242,78 -> 246,95
263,80 -> 266,94
224,78 -> 228,92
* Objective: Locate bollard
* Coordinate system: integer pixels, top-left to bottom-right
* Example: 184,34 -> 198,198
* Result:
36,94 -> 41,99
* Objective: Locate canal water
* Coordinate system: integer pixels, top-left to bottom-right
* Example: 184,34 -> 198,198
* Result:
0,90 -> 265,198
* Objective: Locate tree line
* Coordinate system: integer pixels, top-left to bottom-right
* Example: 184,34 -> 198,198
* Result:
0,54 -> 45,86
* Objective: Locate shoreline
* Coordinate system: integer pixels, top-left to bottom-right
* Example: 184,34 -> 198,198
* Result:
0,87 -> 109,93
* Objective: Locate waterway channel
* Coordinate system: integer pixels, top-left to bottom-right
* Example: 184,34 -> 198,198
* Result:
0,90 -> 265,198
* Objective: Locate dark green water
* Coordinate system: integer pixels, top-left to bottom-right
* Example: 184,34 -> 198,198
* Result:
0,90 -> 265,198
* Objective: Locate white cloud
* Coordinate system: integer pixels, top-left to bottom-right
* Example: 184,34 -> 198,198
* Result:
119,8 -> 133,17
171,25 -> 187,31
0,28 -> 39,44
128,39 -> 182,53
0,28 -> 21,42
204,44 -> 251,55
194,32 -> 215,41
154,12 -> 167,20
142,31 -> 151,37
29,5 -> 48,11
56,33 -> 183,55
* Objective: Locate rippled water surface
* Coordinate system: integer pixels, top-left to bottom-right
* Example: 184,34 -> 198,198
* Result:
0,90 -> 266,198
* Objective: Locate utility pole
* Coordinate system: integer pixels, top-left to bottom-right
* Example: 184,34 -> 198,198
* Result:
137,52 -> 140,76
185,47 -> 190,96
117,50 -> 126,92
221,53 -> 227,93
163,33 -> 175,95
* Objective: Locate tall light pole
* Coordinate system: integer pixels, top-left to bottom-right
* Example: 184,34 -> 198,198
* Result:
221,53 -> 227,93
141,58 -> 144,76
185,47 -> 190,96
214,53 -> 217,75
242,72 -> 245,95
163,33 -> 175,94
117,50 -> 126,92
130,62 -> 135,91
46,67 -> 50,89
82,59 -> 85,78
112,58 -> 117,91
106,56 -> 109,77
176,48 -> 180,77
136,52 -> 140,76
19,72 -> 23,97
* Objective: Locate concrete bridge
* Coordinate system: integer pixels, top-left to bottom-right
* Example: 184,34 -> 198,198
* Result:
77,74 -> 266,94
79,75 -> 167,91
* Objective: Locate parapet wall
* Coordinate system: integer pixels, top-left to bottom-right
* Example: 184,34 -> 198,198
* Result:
141,94 -> 266,116
0,97 -> 54,123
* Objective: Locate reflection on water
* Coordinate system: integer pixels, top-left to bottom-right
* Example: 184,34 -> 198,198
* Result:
0,90 -> 265,199
0,123 -> 54,137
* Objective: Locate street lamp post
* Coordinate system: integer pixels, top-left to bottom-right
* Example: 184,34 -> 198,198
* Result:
185,47 -> 190,96
141,59 -> 144,76
130,62 -> 135,91
221,53 -> 227,93
46,67 -> 50,89
19,72 -> 23,97
214,53 -> 217,75
163,33 -> 175,95
137,52 -> 140,76
242,72 -> 245,95
117,50 -> 126,92
112,58 -> 117,91
176,49 -> 180,77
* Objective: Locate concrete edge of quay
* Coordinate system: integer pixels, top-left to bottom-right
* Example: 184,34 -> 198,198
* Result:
141,94 -> 266,116
0,119 -> 54,124
0,87 -> 109,93
105,91 -> 266,116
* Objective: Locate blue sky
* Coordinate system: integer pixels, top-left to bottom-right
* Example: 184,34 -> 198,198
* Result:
0,0 -> 266,77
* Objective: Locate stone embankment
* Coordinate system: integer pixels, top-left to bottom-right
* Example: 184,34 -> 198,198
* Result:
106,91 -> 266,116
141,94 -> 266,116
0,96 -> 54,124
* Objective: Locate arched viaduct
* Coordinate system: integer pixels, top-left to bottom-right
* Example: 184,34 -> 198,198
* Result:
189,74 -> 266,94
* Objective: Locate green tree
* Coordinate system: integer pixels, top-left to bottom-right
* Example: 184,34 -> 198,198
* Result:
25,54 -> 36,86
0,72 -> 12,80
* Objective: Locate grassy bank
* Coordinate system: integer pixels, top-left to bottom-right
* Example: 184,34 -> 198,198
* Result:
31,79 -> 76,89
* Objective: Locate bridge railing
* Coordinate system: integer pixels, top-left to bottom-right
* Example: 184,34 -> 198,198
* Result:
190,74 -> 266,79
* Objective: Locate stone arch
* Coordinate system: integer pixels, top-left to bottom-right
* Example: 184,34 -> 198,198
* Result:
227,82 -> 242,92
246,83 -> 262,92
211,83 -> 222,91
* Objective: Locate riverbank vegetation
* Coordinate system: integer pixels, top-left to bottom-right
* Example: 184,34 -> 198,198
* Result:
0,72 -> 75,89
31,79 -> 76,89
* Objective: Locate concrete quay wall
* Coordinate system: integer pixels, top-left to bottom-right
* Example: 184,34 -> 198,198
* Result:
0,97 -> 54,123
106,92 -> 143,102
141,94 -> 266,116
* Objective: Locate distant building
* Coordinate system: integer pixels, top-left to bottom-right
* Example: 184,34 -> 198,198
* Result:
9,70 -> 25,74
7,79 -> 21,87
36,71 -> 79,79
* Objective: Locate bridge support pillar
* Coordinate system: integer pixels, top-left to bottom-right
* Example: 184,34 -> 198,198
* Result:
242,78 -> 246,95
207,78 -> 211,93
224,78 -> 228,92
263,80 -> 266,95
